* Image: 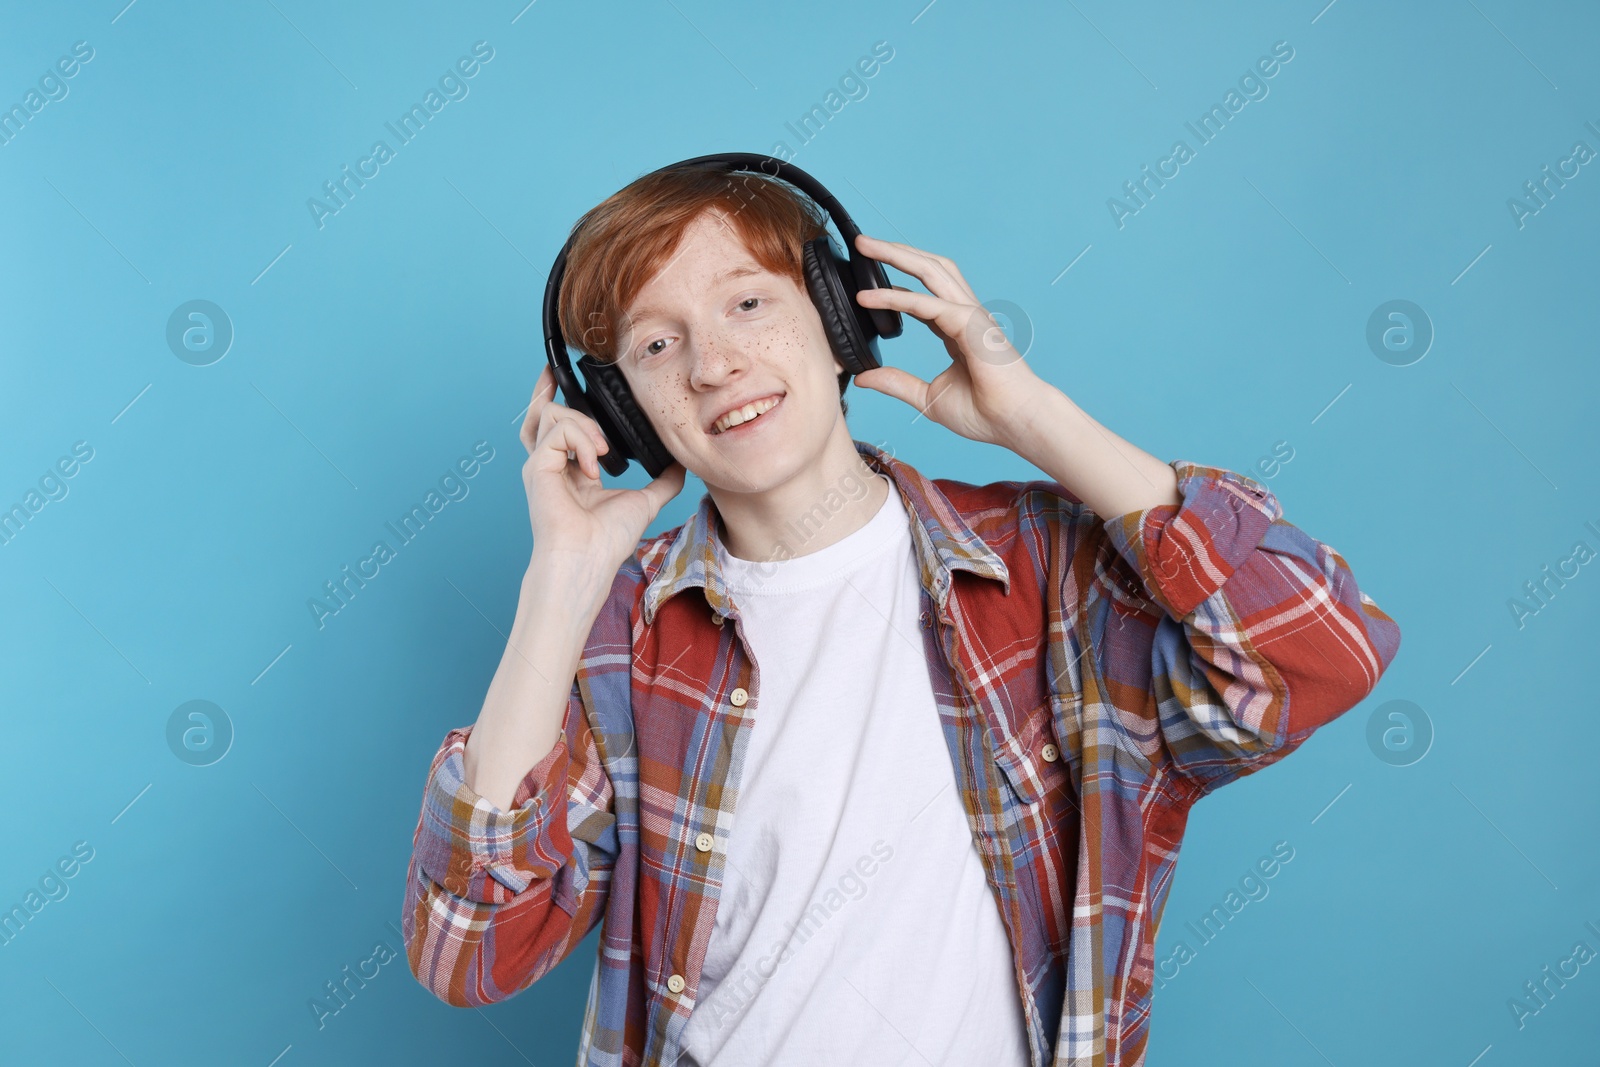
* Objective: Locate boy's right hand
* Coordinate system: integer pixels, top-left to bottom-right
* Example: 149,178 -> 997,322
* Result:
520,365 -> 687,575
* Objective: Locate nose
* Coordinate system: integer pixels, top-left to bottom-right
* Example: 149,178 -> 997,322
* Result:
687,325 -> 751,391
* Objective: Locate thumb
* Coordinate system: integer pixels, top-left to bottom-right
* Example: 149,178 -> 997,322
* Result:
639,460 -> 688,515
852,366 -> 928,408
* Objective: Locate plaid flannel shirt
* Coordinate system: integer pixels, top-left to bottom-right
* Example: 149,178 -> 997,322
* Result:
403,438 -> 1401,1066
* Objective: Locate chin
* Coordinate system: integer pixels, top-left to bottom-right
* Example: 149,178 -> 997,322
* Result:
696,427 -> 829,495
700,453 -> 798,495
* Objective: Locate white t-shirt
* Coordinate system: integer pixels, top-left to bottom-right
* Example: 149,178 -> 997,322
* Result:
676,475 -> 1032,1067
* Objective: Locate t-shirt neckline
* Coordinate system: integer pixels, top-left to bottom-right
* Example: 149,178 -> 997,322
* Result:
716,474 -> 907,595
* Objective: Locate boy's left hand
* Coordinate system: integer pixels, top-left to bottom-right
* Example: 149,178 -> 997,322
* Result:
850,233 -> 1048,452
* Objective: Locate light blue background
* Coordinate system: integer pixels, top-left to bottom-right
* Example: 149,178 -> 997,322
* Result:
2,1 -> 1596,1063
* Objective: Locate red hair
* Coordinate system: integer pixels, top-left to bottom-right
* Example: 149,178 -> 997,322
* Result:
556,166 -> 849,397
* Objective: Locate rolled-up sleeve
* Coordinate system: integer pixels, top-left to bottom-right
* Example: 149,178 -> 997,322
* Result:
402,674 -> 618,1008
1094,460 -> 1403,796
414,723 -> 576,902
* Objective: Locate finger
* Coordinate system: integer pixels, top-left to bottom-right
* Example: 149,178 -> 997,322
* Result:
549,415 -> 603,481
855,286 -> 972,339
851,365 -> 931,409
537,399 -> 609,459
534,392 -> 563,452
535,404 -> 606,476
857,235 -> 975,297
638,460 -> 688,515
522,367 -> 560,454
533,364 -> 557,403
853,234 -> 976,304
533,410 -> 585,472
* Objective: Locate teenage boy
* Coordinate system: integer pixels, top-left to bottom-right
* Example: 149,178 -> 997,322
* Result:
402,164 -> 1401,1067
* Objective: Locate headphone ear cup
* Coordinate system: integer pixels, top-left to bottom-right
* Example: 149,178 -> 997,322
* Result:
579,358 -> 676,479
802,235 -> 880,376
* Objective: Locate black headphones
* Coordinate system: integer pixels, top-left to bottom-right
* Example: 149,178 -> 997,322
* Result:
541,152 -> 903,479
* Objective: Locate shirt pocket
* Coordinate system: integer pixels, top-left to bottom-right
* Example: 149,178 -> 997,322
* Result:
991,699 -> 1073,808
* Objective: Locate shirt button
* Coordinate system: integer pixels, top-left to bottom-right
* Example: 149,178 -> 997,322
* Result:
730,687 -> 749,707
695,832 -> 714,852
666,973 -> 686,994
1041,743 -> 1060,763
713,613 -> 726,626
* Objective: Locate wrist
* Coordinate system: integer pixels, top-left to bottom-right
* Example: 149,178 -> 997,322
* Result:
524,550 -> 615,605
1004,386 -> 1080,468
1007,388 -> 1181,518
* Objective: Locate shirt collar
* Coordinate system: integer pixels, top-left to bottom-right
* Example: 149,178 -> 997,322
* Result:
640,439 -> 1010,626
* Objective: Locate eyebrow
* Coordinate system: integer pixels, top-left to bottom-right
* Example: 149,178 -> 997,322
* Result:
626,266 -> 766,330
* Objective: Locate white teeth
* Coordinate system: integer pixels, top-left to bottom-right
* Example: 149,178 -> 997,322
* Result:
712,395 -> 779,435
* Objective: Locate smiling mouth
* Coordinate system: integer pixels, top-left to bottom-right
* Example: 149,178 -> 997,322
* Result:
710,394 -> 783,435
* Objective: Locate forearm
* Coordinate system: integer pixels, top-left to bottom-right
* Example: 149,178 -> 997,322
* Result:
1010,385 -> 1180,520
462,554 -> 614,812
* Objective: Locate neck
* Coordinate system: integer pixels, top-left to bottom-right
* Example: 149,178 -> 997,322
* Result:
709,424 -> 891,563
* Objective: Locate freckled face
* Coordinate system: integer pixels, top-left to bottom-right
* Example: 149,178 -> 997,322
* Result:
615,209 -> 846,493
